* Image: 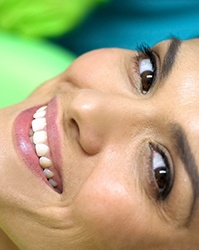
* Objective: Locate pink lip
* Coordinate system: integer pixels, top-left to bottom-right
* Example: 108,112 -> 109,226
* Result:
46,98 -> 63,190
13,98 -> 63,191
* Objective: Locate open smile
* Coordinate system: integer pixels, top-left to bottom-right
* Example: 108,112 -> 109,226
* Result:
13,98 -> 63,193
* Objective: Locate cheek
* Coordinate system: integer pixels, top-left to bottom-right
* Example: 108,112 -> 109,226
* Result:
73,171 -> 149,248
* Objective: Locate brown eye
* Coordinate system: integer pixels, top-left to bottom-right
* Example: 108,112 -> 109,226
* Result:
139,57 -> 155,94
140,70 -> 154,94
150,144 -> 173,200
154,167 -> 169,192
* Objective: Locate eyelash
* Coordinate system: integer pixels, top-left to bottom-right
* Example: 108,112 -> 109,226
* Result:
136,44 -> 158,94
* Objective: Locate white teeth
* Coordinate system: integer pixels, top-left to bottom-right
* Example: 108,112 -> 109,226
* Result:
31,106 -> 59,191
33,106 -> 47,119
43,169 -> 54,178
37,106 -> 47,112
48,179 -> 58,188
33,131 -> 47,144
35,144 -> 49,157
32,118 -> 47,132
39,157 -> 52,168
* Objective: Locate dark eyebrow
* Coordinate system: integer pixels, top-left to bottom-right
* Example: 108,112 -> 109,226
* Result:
161,37 -> 182,80
170,123 -> 199,226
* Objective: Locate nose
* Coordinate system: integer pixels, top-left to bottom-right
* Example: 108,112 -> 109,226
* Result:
68,89 -> 115,155
67,89 -> 154,155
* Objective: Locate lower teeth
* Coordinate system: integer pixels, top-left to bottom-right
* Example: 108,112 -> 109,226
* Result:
48,178 -> 58,188
29,132 -> 58,191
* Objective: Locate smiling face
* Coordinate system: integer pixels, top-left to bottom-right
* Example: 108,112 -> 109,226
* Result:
1,38 -> 199,249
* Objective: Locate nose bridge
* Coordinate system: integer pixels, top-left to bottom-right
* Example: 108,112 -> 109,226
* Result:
68,89 -> 151,155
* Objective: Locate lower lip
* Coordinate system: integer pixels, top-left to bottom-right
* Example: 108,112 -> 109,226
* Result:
13,105 -> 49,185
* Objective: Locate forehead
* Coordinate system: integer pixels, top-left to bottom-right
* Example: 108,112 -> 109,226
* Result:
184,38 -> 199,49
154,38 -> 199,68
165,38 -> 199,223
153,38 -> 199,107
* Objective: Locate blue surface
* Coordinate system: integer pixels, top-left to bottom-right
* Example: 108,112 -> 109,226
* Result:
51,0 -> 199,55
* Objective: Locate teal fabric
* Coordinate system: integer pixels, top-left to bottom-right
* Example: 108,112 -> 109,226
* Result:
53,0 -> 199,54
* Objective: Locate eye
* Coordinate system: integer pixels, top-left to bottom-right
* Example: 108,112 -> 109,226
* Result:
137,45 -> 157,94
149,143 -> 174,200
139,59 -> 154,94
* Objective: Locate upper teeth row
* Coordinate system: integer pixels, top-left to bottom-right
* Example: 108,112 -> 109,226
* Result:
31,106 -> 58,188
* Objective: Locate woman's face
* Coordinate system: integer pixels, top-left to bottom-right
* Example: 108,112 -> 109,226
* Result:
1,38 -> 199,249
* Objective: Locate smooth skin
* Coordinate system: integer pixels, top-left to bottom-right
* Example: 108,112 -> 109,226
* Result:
0,38 -> 199,249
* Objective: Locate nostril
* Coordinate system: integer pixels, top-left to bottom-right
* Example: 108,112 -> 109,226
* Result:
70,117 -> 101,155
70,118 -> 80,140
70,118 -> 90,154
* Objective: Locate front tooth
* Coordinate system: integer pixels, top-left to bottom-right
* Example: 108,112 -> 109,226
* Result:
39,156 -> 52,168
48,179 -> 58,188
35,144 -> 49,157
37,106 -> 47,112
33,131 -> 47,144
33,106 -> 47,119
43,169 -> 54,178
32,118 -> 46,132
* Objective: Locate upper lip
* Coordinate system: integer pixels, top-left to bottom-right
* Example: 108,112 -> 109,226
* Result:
46,97 -> 63,191
13,97 -> 63,193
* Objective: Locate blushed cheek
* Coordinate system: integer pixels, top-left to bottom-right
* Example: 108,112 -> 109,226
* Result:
73,177 -> 147,248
